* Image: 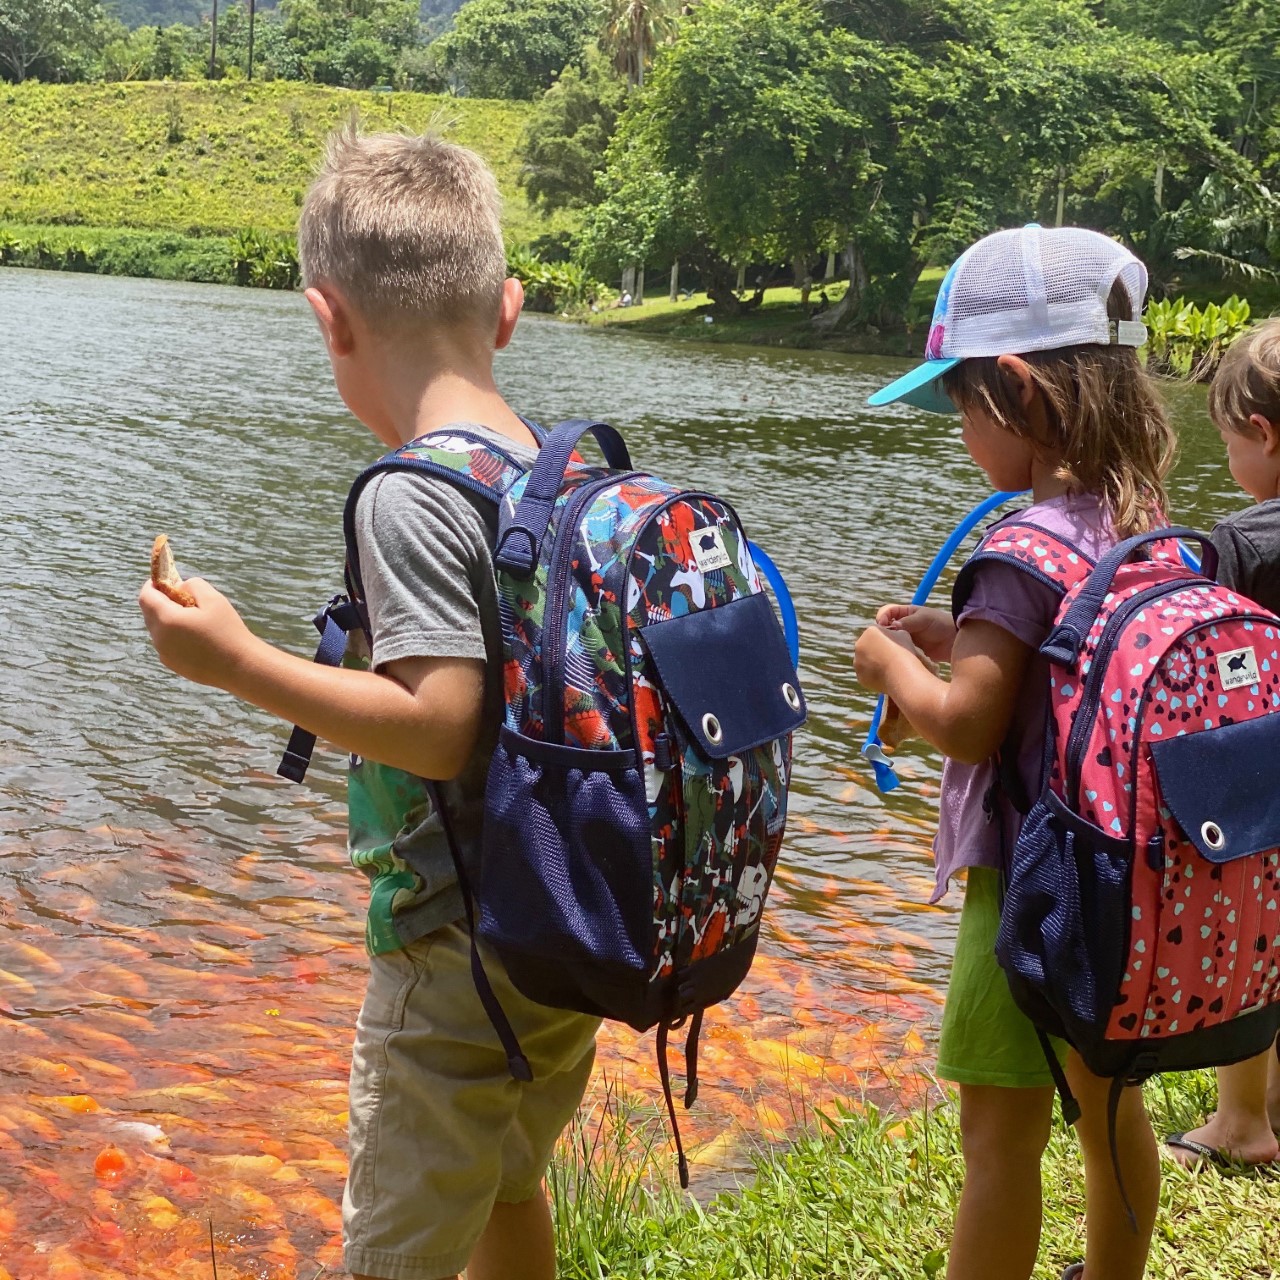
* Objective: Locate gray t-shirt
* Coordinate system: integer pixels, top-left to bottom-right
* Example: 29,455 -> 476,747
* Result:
350,422 -> 540,947
1210,498 -> 1280,615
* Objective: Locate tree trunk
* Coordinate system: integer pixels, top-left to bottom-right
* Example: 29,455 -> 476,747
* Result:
793,256 -> 812,307
812,239 -> 864,333
824,249 -> 836,281
1154,159 -> 1164,209
879,255 -> 927,331
1055,165 -> 1066,228
621,265 -> 635,300
736,263 -> 746,292
209,0 -> 219,78
635,264 -> 645,305
669,260 -> 679,302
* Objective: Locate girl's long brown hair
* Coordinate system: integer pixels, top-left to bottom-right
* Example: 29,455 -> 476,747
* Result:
941,280 -> 1177,536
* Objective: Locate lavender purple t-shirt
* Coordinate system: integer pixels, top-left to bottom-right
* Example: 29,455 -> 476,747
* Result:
930,493 -> 1116,903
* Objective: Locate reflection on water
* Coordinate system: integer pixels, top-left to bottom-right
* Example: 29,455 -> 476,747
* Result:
0,267 -> 1235,1274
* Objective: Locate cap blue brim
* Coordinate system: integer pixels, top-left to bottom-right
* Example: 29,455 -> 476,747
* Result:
866,357 -> 960,414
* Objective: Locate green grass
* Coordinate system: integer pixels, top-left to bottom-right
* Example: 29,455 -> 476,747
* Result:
551,1071 -> 1280,1278
0,80 -> 570,246
585,269 -> 947,354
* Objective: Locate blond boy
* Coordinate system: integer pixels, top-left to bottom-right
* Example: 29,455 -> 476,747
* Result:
1166,318 -> 1280,1170
139,128 -> 599,1280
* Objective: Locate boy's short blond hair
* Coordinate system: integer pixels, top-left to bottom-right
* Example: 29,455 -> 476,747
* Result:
298,125 -> 506,334
1209,317 -> 1280,435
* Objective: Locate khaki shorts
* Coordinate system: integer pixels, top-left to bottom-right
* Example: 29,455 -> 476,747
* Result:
343,922 -> 600,1280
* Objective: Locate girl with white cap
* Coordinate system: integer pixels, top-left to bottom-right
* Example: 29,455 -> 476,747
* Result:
855,224 -> 1176,1280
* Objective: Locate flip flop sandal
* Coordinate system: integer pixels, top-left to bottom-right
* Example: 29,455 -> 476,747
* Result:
1060,1265 -> 1084,1280
1164,1130 -> 1260,1172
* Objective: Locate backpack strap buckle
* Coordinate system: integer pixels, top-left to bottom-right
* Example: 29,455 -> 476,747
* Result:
277,596 -> 363,784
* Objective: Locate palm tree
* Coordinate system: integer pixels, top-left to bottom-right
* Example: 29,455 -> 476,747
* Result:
599,0 -> 679,89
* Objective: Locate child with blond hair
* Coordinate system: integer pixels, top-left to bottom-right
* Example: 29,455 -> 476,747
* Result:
140,127 -> 599,1280
1164,317 -> 1280,1170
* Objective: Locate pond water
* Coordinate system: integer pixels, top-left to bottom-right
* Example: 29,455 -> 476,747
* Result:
0,266 -> 1237,1277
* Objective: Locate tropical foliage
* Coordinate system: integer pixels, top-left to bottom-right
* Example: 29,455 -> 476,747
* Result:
506,242 -> 600,309
432,0 -> 596,99
598,0 -> 676,89
519,56 -> 626,214
1143,295 -> 1253,381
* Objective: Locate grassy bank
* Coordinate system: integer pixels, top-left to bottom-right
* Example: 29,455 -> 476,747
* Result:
553,1072 -> 1280,1278
0,80 -> 566,247
585,274 -> 945,356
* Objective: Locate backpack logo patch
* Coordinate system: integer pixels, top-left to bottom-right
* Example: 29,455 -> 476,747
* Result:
692,526 -> 732,572
1217,646 -> 1260,690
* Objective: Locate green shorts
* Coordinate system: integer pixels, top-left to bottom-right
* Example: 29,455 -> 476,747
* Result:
937,867 -> 1066,1089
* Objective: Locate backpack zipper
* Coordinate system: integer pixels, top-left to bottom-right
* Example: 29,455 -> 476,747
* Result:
1065,579 -> 1198,809
541,471 -> 643,744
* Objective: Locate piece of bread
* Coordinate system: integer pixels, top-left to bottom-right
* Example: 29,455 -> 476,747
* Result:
150,535 -> 197,607
877,649 -> 940,750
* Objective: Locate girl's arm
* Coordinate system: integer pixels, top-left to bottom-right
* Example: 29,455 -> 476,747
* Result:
855,618 -> 1033,765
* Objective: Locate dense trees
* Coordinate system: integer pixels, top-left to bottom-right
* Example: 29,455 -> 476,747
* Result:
576,0 -> 1280,322
434,0 -> 595,99
520,57 -> 626,212
4,0 -> 1279,327
0,0 -> 102,81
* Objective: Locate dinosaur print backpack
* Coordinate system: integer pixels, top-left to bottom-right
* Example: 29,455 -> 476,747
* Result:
281,419 -> 806,1184
956,518 -> 1280,1110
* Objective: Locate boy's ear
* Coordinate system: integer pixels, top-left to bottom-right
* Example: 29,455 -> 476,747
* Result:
1250,413 -> 1280,454
994,354 -> 1036,408
494,277 -> 524,352
305,285 -> 356,358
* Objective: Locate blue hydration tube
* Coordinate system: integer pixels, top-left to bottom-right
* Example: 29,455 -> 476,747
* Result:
748,541 -> 800,667
861,490 -> 1029,793
860,496 -> 1208,794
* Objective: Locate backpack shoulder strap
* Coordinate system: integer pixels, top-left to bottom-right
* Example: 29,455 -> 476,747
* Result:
277,426 -> 537,785
342,427 -> 535,604
952,518 -> 1097,621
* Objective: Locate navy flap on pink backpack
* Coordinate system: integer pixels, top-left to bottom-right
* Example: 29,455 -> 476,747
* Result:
1151,714 -> 1280,863
640,592 -> 805,759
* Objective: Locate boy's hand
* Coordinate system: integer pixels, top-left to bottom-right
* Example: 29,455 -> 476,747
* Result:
874,604 -> 957,663
854,624 -> 928,694
138,578 -> 260,689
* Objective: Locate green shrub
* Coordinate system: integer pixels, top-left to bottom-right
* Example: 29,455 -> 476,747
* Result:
230,227 -> 300,288
1144,295 -> 1251,381
508,243 -> 600,312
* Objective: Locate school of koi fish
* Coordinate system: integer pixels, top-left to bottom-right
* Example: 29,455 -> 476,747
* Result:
0,754 -> 950,1278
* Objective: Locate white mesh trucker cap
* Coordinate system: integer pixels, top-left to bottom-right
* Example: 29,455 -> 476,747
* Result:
869,225 -> 1149,415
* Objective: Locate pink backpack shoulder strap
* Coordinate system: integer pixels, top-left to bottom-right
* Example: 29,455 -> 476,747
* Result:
951,517 -> 1096,621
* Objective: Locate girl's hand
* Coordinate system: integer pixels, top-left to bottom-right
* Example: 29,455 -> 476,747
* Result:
138,577 -> 261,689
874,604 -> 957,663
854,624 -> 927,694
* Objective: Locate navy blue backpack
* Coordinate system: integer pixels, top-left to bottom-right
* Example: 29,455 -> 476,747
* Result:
282,419 -> 806,1181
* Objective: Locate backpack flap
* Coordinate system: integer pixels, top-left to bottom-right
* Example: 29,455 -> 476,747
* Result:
1151,714 -> 1280,864
640,591 -> 806,757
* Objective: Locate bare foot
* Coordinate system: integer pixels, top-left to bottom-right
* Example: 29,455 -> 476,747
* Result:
1168,1115 -> 1279,1168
